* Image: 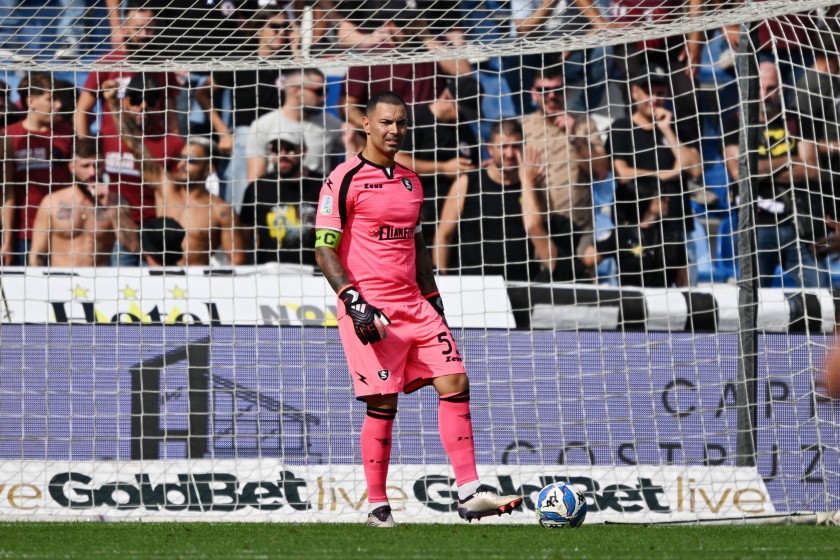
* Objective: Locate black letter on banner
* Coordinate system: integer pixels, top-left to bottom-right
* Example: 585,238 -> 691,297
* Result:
765,380 -> 790,419
557,442 -> 595,465
130,337 -> 210,460
413,475 -> 457,512
662,379 -> 696,418
802,444 -> 824,483
703,443 -> 727,466
501,440 -> 537,464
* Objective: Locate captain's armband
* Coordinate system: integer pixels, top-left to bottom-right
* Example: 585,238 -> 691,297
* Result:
315,229 -> 342,249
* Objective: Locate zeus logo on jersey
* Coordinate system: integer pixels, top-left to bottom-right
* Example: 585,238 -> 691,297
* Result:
370,225 -> 415,241
364,183 -> 383,189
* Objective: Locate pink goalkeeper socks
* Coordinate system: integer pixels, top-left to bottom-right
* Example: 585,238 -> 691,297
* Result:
361,407 -> 396,504
438,390 -> 479,486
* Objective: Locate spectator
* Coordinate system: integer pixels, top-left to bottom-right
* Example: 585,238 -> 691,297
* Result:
339,8 -> 470,131
605,63 -> 702,288
394,75 -> 480,244
794,29 -> 840,240
196,9 -> 289,213
0,78 -> 22,129
1,73 -> 75,266
335,1 -> 465,52
29,137 -> 139,267
724,60 -> 826,289
125,0 -> 250,61
240,133 -> 322,266
108,85 -> 246,266
75,3 -> 180,138
609,0 -> 703,140
522,63 -> 610,281
752,0 -> 817,99
141,216 -> 185,267
246,68 -> 343,190
512,0 -> 610,112
94,74 -> 185,266
433,119 -> 553,282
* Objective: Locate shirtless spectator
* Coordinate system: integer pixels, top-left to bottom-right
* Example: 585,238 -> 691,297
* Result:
105,78 -> 245,266
28,138 -> 139,267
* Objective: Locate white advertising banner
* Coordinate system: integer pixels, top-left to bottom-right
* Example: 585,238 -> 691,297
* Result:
0,461 -> 773,524
0,266 -> 515,328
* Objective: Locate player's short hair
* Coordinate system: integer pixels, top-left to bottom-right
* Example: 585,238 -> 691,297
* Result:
489,119 -> 523,142
366,91 -> 407,116
74,137 -> 99,160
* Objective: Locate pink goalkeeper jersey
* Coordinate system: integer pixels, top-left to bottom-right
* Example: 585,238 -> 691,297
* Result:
316,154 -> 424,307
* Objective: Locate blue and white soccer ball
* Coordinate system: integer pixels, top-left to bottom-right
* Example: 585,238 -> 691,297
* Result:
535,482 -> 588,528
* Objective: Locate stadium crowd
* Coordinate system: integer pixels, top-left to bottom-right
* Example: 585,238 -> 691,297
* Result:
1,1 -> 839,289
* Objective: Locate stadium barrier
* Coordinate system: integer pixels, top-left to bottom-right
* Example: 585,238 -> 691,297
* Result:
0,323 -> 837,522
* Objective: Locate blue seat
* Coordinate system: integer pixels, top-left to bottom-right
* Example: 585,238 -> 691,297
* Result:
712,211 -> 738,282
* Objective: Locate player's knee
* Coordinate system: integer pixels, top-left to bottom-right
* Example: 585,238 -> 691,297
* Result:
434,373 -> 469,396
364,393 -> 399,411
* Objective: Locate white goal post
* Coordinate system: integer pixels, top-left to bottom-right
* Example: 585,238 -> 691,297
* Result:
0,0 -> 838,524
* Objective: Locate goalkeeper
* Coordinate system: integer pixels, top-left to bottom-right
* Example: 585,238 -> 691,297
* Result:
314,91 -> 522,528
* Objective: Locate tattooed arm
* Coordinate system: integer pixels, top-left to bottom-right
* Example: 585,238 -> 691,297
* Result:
315,244 -> 351,294
217,202 -> 247,265
111,193 -> 140,254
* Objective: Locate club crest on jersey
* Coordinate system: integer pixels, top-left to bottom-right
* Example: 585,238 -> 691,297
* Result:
377,369 -> 390,381
401,178 -> 413,192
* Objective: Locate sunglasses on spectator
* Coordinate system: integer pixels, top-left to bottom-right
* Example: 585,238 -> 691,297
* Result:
175,154 -> 210,164
126,91 -> 162,107
267,23 -> 288,33
270,142 -> 301,154
535,85 -> 563,96
290,84 -> 325,97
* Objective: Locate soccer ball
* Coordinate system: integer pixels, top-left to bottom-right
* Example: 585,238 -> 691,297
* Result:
535,482 -> 587,528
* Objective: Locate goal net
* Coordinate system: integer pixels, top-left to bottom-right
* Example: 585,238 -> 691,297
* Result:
0,0 -> 838,524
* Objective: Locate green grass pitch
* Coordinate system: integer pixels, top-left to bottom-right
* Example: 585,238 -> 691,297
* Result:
0,523 -> 838,559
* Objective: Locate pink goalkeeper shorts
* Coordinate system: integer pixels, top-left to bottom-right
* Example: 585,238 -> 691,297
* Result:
338,298 -> 466,399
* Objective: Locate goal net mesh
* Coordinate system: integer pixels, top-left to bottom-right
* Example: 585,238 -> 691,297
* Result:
0,0 -> 838,523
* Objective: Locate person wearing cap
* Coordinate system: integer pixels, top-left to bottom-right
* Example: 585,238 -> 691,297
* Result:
240,132 -> 323,267
104,81 -> 246,268
29,137 -> 140,268
246,68 -> 343,194
393,75 -> 480,246
603,63 -> 702,288
141,217 -> 186,267
93,74 -> 186,267
521,63 -> 610,282
1,73 -> 75,266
